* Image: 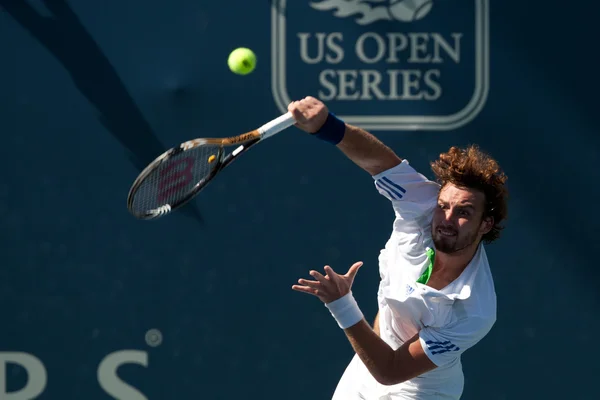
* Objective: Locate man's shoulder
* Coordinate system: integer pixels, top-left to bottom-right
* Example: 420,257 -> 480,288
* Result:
373,159 -> 441,207
451,247 -> 497,323
448,299 -> 496,337
458,276 -> 497,324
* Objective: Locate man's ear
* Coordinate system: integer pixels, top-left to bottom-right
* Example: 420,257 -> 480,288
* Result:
480,216 -> 494,236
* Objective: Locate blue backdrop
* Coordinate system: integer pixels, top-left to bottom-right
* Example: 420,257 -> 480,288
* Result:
1,1 -> 597,399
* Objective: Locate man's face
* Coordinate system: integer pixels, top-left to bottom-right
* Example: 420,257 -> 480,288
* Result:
431,184 -> 492,254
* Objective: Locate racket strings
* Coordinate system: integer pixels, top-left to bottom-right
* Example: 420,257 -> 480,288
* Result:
131,145 -> 220,213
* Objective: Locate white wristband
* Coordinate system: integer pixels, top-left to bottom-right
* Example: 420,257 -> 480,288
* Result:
325,291 -> 364,329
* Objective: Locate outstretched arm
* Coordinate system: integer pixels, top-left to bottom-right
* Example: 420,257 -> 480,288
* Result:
336,124 -> 402,176
292,262 -> 436,386
288,97 -> 402,176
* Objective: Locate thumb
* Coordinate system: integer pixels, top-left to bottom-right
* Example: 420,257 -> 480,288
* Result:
346,261 -> 363,280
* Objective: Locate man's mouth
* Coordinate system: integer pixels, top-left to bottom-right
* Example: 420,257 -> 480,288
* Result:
437,227 -> 457,237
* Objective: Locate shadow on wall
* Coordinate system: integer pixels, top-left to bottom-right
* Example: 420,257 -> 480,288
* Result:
0,0 -> 204,224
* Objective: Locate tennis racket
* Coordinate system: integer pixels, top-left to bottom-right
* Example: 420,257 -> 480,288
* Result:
127,112 -> 296,220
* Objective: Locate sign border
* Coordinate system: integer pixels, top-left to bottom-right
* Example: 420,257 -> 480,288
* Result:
271,0 -> 489,131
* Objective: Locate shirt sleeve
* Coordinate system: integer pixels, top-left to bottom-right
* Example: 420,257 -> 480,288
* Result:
419,316 -> 496,368
372,159 -> 440,222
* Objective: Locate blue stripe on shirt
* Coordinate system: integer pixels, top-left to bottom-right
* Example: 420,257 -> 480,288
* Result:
377,179 -> 404,199
376,181 -> 397,199
381,177 -> 407,194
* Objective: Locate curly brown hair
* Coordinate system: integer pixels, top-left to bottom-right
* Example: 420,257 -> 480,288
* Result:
430,145 -> 509,244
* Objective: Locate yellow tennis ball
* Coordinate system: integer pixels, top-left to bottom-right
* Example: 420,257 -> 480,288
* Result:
208,155 -> 216,163
227,47 -> 256,75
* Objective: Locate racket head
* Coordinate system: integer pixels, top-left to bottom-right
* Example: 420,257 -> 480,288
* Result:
126,138 -> 226,220
125,112 -> 294,220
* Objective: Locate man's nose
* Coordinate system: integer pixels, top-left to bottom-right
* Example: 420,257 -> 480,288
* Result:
443,208 -> 457,223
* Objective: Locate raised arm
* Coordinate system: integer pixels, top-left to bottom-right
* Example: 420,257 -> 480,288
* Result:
288,97 -> 402,176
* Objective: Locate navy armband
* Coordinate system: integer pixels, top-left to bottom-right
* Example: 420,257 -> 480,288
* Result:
313,112 -> 346,145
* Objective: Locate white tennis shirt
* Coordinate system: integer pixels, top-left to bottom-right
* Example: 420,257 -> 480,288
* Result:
332,160 -> 497,400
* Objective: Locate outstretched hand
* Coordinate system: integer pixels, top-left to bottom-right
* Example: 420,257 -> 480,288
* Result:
292,261 -> 364,304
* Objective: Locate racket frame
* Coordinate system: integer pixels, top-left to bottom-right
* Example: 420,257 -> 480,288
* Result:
127,112 -> 295,220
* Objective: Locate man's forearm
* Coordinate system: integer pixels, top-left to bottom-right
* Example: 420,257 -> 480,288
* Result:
336,124 -> 402,176
345,319 -> 396,385
344,320 -> 436,386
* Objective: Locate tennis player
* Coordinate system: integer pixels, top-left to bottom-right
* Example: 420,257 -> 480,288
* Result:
289,96 -> 508,399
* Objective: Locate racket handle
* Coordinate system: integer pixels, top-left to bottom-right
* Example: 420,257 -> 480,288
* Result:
259,112 -> 296,140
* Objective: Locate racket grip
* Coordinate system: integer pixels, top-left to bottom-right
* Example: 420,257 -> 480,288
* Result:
259,112 -> 296,140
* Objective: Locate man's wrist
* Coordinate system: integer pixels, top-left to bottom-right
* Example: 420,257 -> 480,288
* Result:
325,291 -> 364,329
313,112 -> 346,145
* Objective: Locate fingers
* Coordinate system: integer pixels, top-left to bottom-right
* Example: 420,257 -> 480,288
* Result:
293,262 -> 363,300
288,99 -> 308,116
297,278 -> 320,288
291,284 -> 320,297
309,269 -> 328,284
288,96 -> 317,107
287,97 -> 328,134
295,269 -> 330,291
287,101 -> 304,121
345,261 -> 364,280
292,268 -> 331,298
324,265 -> 339,281
287,97 -> 325,117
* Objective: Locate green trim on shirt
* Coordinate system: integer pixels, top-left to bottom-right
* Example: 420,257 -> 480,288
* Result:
417,247 -> 435,285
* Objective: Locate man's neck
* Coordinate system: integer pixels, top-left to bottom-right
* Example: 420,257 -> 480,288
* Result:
434,242 -> 480,276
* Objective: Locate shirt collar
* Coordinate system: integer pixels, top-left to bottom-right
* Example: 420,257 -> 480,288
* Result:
441,243 -> 486,300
